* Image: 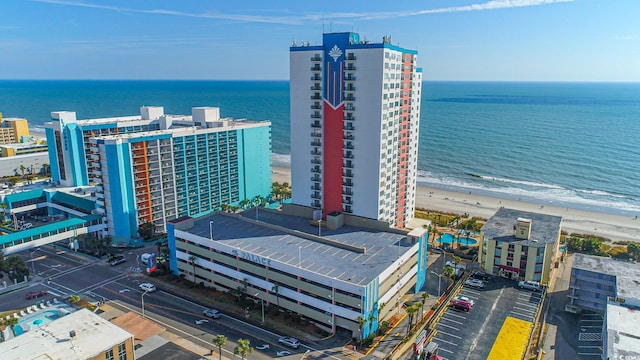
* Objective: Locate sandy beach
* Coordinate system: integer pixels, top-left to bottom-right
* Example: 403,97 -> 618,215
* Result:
272,166 -> 640,242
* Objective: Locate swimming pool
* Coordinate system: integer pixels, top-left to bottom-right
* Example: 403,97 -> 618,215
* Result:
436,233 -> 478,246
13,307 -> 72,336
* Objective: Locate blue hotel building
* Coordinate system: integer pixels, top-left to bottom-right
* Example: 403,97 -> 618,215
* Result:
45,106 -> 271,243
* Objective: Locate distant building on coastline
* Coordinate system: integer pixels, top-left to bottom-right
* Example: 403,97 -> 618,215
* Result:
479,207 -> 562,284
289,32 -> 422,228
43,106 -> 271,243
0,115 -> 30,144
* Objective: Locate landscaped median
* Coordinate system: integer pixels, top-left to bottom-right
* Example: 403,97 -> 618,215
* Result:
487,316 -> 532,360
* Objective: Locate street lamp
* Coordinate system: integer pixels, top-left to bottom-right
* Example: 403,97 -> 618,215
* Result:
141,290 -> 150,318
30,247 -> 40,276
254,293 -> 265,324
430,271 -> 442,296
209,220 -> 214,240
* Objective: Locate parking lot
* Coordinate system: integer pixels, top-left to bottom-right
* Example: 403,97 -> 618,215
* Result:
430,275 -> 544,360
576,312 -> 603,358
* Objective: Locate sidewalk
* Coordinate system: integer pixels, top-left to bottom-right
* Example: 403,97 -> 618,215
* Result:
541,254 -> 574,360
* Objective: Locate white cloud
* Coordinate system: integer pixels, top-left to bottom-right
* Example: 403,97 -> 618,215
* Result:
29,0 -> 574,25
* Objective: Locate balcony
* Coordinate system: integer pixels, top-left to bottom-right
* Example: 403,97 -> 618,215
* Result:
311,75 -> 322,81
311,175 -> 321,182
311,132 -> 322,138
344,134 -> 354,140
310,113 -> 321,119
346,54 -> 356,61
310,185 -> 321,190
343,181 -> 354,187
311,167 -> 321,173
343,189 -> 353,196
344,125 -> 355,131
345,85 -> 356,91
311,140 -> 321,147
310,85 -> 322,91
344,115 -> 355,121
310,149 -> 321,155
310,122 -> 321,128
311,94 -> 321,100
344,143 -> 354,150
310,103 -> 321,109
343,198 -> 352,204
310,158 -> 321,164
311,65 -> 322,71
311,193 -> 321,199
343,171 -> 354,177
345,75 -> 356,81
311,55 -> 322,62
344,105 -> 355,111
346,65 -> 356,71
345,95 -> 356,101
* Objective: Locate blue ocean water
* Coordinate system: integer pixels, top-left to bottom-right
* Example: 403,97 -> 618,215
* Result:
1,80 -> 638,216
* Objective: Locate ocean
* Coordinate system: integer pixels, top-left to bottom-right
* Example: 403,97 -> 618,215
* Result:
1,80 -> 639,217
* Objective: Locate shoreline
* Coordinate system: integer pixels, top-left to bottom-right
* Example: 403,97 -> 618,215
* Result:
272,166 -> 640,243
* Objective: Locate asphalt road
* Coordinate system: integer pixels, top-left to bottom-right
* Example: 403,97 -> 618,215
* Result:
3,244 -> 352,360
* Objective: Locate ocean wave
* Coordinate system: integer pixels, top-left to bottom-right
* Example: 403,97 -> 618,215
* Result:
466,173 -> 564,190
271,153 -> 291,168
416,171 -> 640,216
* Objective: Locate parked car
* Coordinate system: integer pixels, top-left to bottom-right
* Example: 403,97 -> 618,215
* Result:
110,257 -> 126,266
518,280 -> 542,291
25,290 -> 47,299
464,279 -> 485,289
453,295 -> 475,307
278,336 -> 300,349
203,308 -> 221,319
471,271 -> 490,281
450,299 -> 472,312
445,261 -> 467,270
139,282 -> 156,292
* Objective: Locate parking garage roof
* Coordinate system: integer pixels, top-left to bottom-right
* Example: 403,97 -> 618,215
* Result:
179,210 -> 418,286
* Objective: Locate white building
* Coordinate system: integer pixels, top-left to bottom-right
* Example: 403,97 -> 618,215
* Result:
290,33 -> 422,228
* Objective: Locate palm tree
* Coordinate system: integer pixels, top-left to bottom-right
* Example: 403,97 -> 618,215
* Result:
42,163 -> 50,176
253,195 -> 266,207
271,283 -> 280,312
420,292 -> 429,319
188,255 -> 198,284
241,278 -> 250,298
19,165 -> 26,178
213,335 -> 227,360
239,199 -> 251,209
443,266 -> 455,285
453,256 -> 462,277
234,339 -> 252,360
356,315 -> 367,342
406,303 -> 418,332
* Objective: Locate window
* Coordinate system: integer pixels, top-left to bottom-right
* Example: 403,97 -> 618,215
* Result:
118,342 -> 127,360
105,349 -> 114,360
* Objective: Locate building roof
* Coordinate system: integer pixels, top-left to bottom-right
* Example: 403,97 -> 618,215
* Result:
605,302 -> 640,359
481,207 -> 562,247
0,215 -> 101,246
50,191 -> 96,213
0,309 -> 133,360
181,210 -> 414,286
573,253 -> 640,300
2,188 -> 45,203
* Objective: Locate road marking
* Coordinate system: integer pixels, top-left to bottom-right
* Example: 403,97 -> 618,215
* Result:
46,290 -> 62,297
514,301 -> 539,309
437,330 -> 462,339
446,312 -> 467,320
437,322 -> 461,331
465,287 -> 505,360
580,319 -> 602,323
78,273 -> 130,294
440,317 -> 464,325
432,337 -> 458,347
511,310 -> 534,319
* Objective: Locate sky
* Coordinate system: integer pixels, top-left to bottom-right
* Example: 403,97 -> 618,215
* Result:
0,0 -> 639,81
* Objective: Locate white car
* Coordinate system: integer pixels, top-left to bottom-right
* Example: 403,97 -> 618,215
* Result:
453,295 -> 475,307
445,261 -> 467,270
278,336 -> 300,349
464,279 -> 485,289
203,308 -> 221,319
139,282 -> 156,292
518,280 -> 542,291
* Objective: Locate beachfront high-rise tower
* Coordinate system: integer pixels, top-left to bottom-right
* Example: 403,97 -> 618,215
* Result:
290,32 -> 422,228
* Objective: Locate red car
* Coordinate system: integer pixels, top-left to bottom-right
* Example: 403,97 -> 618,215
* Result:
25,290 -> 47,300
450,299 -> 472,312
